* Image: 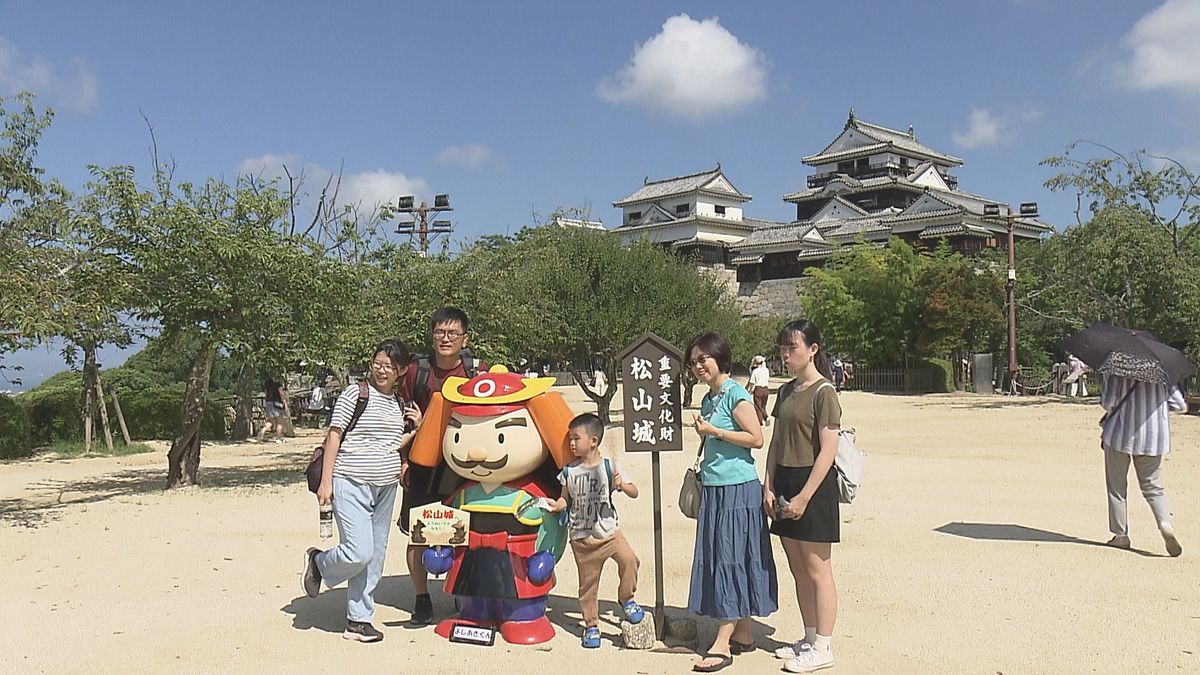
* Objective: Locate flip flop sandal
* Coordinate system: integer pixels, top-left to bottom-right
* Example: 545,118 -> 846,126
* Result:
692,652 -> 734,673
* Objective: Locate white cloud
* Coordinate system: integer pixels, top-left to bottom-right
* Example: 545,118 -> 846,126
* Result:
1147,146 -> 1200,172
341,169 -> 428,208
596,14 -> 767,122
236,153 -> 428,210
1113,0 -> 1200,94
236,153 -> 301,178
952,108 -> 1009,150
0,37 -> 97,111
436,144 -> 496,169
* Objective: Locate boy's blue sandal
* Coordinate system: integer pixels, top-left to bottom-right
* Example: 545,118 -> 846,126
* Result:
621,600 -> 645,624
582,626 -> 601,648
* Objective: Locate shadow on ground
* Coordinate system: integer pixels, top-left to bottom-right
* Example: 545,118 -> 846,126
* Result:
908,396 -> 1100,411
283,577 -> 784,654
0,452 -> 308,528
934,522 -> 1163,557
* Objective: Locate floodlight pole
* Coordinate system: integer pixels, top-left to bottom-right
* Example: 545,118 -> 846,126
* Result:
985,202 -> 1037,395
396,194 -> 454,255
1007,216 -> 1017,389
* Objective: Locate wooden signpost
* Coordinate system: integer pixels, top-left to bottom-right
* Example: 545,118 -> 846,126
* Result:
618,331 -> 683,639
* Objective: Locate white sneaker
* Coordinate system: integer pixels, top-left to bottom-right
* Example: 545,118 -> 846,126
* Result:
1161,523 -> 1182,557
784,647 -> 834,673
775,640 -> 812,660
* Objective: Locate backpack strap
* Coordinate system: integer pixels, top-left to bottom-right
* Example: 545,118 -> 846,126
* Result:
603,458 -> 619,514
342,381 -> 371,437
411,355 -> 433,410
463,356 -> 479,377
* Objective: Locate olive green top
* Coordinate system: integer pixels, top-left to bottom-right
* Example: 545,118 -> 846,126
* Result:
771,378 -> 842,467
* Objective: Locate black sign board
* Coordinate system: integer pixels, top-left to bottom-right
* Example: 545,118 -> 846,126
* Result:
617,331 -> 684,640
618,332 -> 684,453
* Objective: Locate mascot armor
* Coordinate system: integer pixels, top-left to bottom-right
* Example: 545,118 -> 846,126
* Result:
409,365 -> 570,645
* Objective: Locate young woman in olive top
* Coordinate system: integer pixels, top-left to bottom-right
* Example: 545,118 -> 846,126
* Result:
764,320 -> 842,673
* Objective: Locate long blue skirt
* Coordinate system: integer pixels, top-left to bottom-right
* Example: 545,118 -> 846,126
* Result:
687,479 -> 778,620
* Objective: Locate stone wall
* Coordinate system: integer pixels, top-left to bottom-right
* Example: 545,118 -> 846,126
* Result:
736,277 -> 805,318
698,264 -> 804,318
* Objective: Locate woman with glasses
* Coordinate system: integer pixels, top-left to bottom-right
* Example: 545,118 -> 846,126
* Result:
685,332 -> 777,673
300,338 -> 423,643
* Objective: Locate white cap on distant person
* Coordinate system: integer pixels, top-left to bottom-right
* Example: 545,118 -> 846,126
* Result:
753,355 -> 765,365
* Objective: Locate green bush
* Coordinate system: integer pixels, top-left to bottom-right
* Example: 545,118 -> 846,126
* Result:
22,374 -> 228,445
0,394 -> 33,459
22,379 -> 81,446
115,384 -> 227,441
918,358 -> 954,393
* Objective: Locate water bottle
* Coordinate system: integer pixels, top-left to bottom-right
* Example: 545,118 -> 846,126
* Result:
319,503 -> 334,539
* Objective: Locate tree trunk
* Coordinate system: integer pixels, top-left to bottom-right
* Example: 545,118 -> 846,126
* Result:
110,387 -> 132,445
682,370 -> 697,408
231,359 -> 255,441
569,367 -> 618,425
94,375 -> 114,452
167,345 -> 216,488
82,345 -> 97,454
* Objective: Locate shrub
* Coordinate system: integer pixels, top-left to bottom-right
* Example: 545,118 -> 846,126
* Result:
0,394 -> 33,459
22,376 -> 228,445
115,385 -> 227,441
923,358 -> 955,393
22,379 -> 82,446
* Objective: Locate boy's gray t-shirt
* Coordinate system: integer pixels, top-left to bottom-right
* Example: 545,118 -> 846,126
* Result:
559,459 -> 621,541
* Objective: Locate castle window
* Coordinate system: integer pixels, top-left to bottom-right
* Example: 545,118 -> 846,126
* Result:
714,205 -> 726,215
675,204 -> 690,215
627,211 -> 641,224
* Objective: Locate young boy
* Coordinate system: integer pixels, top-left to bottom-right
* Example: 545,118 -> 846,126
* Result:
547,413 -> 644,648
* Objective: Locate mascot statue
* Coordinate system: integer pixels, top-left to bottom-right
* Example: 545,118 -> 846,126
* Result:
409,365 -> 570,645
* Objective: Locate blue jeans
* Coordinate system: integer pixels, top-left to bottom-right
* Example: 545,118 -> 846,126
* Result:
315,475 -> 397,622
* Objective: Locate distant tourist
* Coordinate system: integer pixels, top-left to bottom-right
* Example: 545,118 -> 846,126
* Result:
1064,354 -> 1089,397
766,319 -> 842,673
831,358 -> 845,392
749,355 -> 771,426
685,332 -> 776,673
258,376 -> 290,444
593,367 -> 608,394
1099,375 -> 1185,557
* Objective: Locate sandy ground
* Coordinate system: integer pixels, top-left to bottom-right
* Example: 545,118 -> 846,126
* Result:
2,382 -> 1198,674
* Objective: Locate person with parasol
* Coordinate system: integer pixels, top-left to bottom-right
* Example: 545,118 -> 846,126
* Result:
1062,324 -> 1193,557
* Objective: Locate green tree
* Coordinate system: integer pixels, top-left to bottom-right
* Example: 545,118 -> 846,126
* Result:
501,226 -> 738,423
1043,142 -> 1200,254
803,239 -> 924,366
0,93 -> 71,381
915,241 -> 1006,381
100,166 -> 346,486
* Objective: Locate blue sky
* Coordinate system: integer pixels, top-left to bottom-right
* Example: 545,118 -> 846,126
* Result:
4,0 -> 1198,388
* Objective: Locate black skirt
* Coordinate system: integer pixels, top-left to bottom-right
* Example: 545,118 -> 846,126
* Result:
769,464 -> 840,543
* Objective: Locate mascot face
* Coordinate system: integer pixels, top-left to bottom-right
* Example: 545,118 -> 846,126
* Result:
443,407 -> 547,491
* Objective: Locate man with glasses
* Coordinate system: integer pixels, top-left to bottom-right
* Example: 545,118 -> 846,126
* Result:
397,307 -> 484,626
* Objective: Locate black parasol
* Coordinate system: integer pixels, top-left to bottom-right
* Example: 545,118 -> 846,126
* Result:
1061,323 -> 1195,386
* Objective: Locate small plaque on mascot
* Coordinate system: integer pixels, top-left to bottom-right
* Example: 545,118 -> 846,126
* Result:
406,505 -> 471,547
449,623 -> 497,646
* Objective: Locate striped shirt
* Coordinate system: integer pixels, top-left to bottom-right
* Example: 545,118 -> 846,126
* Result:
330,384 -> 406,486
1099,376 -> 1185,456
